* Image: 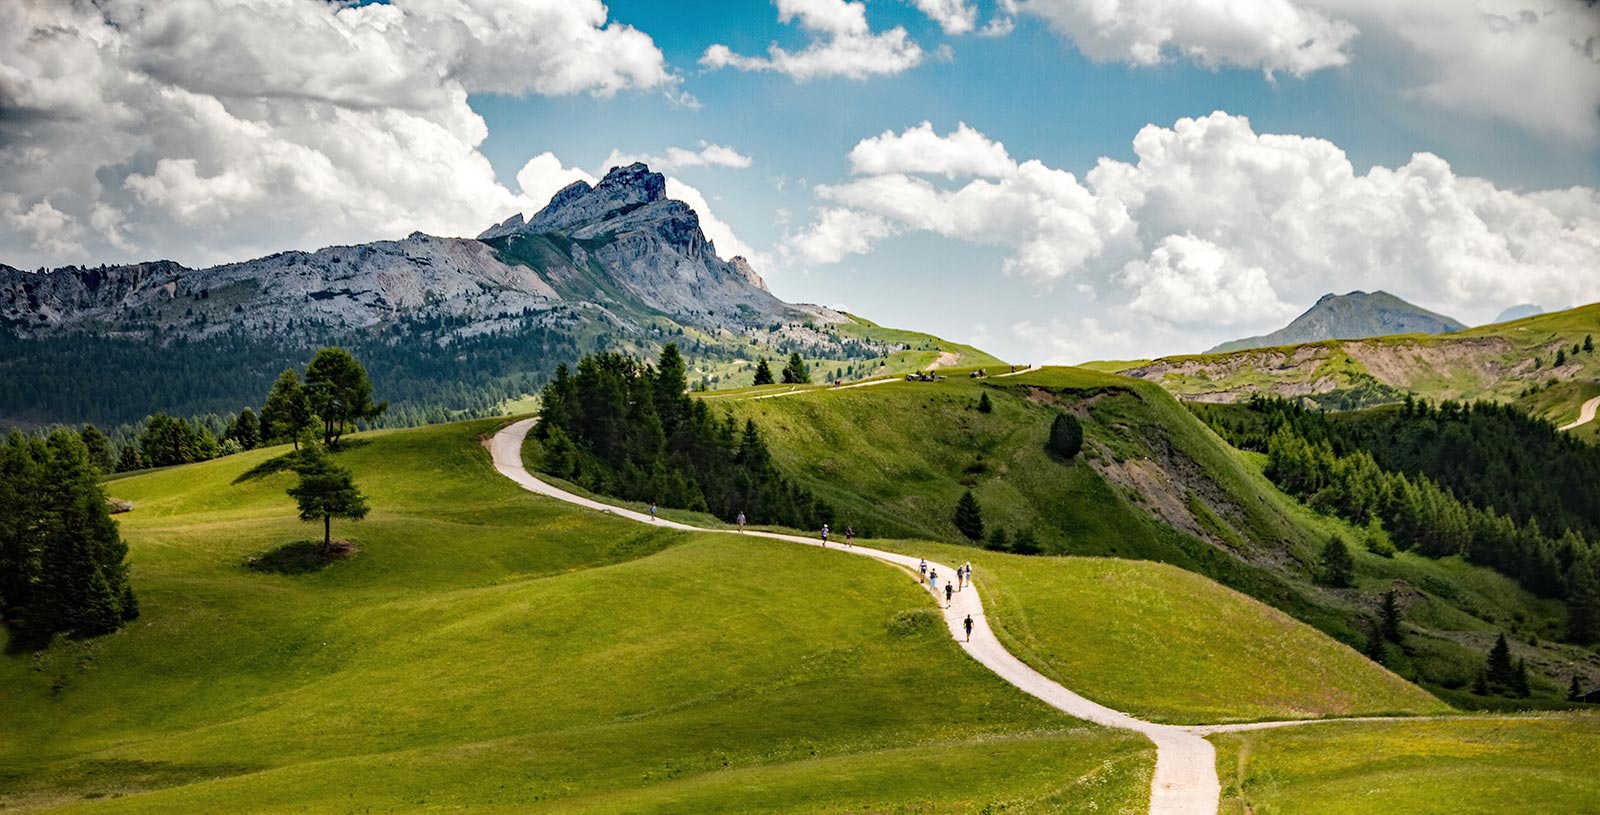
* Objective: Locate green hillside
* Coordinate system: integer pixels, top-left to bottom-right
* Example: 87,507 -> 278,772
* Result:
3,421 -> 1151,813
1105,301 -> 1600,421
1212,715 -> 1600,814
714,367 -> 1598,704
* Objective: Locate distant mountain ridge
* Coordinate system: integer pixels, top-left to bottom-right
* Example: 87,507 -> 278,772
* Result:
1208,291 -> 1466,353
1491,304 -> 1544,325
0,163 -> 957,428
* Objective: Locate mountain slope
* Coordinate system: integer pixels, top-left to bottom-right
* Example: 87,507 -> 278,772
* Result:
1208,291 -> 1466,353
0,164 -> 993,429
1112,302 -> 1600,418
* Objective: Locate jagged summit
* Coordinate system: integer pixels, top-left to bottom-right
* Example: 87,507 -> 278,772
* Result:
480,163 -> 670,240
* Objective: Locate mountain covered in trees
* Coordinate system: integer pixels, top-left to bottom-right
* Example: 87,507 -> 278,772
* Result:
1209,291 -> 1466,353
0,164 -> 910,430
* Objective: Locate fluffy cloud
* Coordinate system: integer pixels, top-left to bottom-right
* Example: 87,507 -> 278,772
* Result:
701,0 -> 924,80
515,153 -> 599,211
1000,0 -> 1600,142
604,142 -> 753,172
788,115 -> 1600,357
909,0 -> 979,35
1011,0 -> 1357,76
848,122 -> 1015,179
0,0 -> 674,269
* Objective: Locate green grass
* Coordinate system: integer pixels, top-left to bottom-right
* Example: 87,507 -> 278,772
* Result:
1212,714 -> 1600,815
4,420 -> 1152,813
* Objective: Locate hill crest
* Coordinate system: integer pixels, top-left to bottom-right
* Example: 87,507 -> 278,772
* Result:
1208,290 -> 1466,353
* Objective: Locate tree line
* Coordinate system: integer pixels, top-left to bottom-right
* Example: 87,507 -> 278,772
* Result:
1198,396 -> 1598,644
534,345 -> 832,529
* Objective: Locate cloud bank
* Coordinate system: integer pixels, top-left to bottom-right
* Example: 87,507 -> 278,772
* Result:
701,0 -> 924,80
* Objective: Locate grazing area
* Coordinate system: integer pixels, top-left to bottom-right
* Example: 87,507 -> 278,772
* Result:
0,420 -> 1152,814
1211,715 -> 1600,815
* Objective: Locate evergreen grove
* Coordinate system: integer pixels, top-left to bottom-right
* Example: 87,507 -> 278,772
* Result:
534,345 -> 833,529
1,430 -> 138,647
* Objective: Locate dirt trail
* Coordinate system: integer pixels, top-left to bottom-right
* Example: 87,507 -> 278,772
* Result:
489,418 -> 1221,814
1559,396 -> 1600,431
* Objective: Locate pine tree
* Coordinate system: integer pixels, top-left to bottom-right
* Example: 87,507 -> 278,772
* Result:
985,527 -> 1009,552
287,447 -> 370,555
305,347 -> 387,448
1585,334 -> 1594,353
228,407 -> 261,450
1380,589 -> 1404,642
1556,348 -> 1567,366
752,357 -> 775,386
261,369 -> 314,450
1570,674 -> 1586,701
79,425 -> 115,473
1011,528 -> 1042,555
1363,617 -> 1388,665
1046,413 -> 1083,460
30,430 -> 136,640
1472,669 -> 1489,696
977,391 -> 993,413
781,352 -> 810,384
1485,633 -> 1516,691
1512,658 -> 1530,697
654,344 -> 689,431
953,490 -> 985,541
1567,566 -> 1600,645
115,444 -> 144,473
1319,536 -> 1355,587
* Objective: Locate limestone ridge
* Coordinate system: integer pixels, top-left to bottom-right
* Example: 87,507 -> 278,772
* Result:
2,163 -> 817,341
1207,290 -> 1467,353
479,163 -> 785,322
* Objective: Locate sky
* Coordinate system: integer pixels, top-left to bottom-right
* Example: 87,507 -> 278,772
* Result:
3,0 -> 1599,363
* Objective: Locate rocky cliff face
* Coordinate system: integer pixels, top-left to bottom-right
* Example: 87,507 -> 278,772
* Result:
2,163 -> 806,341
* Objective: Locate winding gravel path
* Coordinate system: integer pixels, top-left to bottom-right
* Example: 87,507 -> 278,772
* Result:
1559,395 -> 1600,431
489,418 -> 1221,814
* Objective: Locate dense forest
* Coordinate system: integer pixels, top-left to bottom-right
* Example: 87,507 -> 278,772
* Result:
0,429 -> 138,649
533,345 -> 832,529
1195,397 -> 1599,644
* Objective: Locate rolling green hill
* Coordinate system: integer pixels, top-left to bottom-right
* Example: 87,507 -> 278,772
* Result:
3,421 -> 1151,814
1105,302 -> 1600,421
710,367 -> 1600,704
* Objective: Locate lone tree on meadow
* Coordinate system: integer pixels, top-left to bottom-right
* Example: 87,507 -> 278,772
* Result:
752,357 -> 775,386
261,368 -> 315,449
781,352 -> 810,384
954,490 -> 985,541
1319,535 -> 1355,587
305,347 -> 386,448
287,447 -> 369,555
1047,412 -> 1084,460
977,391 -> 993,413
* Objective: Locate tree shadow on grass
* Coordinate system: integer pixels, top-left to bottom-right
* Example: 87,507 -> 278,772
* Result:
245,540 -> 359,575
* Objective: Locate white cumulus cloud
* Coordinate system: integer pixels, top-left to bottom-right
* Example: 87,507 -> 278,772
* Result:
848,122 -> 1016,179
908,0 -> 979,34
701,0 -> 924,81
787,115 -> 1600,358
604,142 -> 753,173
0,0 -> 675,270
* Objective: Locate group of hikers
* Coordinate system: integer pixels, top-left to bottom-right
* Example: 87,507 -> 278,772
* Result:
644,503 -> 978,643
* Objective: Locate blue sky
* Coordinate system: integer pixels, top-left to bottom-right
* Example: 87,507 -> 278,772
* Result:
4,0 -> 1599,362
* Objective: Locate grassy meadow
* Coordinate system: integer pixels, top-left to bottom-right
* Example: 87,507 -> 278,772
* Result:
2,419 -> 1153,813
1212,714 -> 1600,815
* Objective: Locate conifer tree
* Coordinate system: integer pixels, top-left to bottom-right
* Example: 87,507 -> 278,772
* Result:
1319,536 -> 1355,587
1557,348 -> 1567,367
1567,566 -> 1600,644
1011,528 -> 1042,555
305,347 -> 387,448
1586,334 -> 1594,353
985,527 -> 1009,552
1485,633 -> 1516,691
977,391 -> 993,413
953,490 -> 985,541
752,357 -> 775,386
1570,674 -> 1586,701
781,352 -> 810,384
115,444 -> 144,473
79,425 -> 115,473
1363,617 -> 1388,664
261,369 -> 314,450
1047,412 -> 1083,460
30,430 -> 137,640
228,407 -> 261,450
1512,658 -> 1531,697
1380,589 -> 1404,642
287,447 -> 370,555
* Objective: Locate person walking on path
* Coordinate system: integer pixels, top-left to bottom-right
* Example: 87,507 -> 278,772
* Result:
919,558 -> 928,583
649,503 -> 657,522
821,523 -> 830,546
930,569 -> 939,592
845,526 -> 855,547
944,582 -> 953,608
736,511 -> 746,533
963,614 -> 974,642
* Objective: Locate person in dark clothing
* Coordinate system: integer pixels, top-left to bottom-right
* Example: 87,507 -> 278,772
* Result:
963,614 -> 974,642
944,582 -> 953,608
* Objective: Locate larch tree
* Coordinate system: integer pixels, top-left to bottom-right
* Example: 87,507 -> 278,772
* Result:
287,447 -> 370,555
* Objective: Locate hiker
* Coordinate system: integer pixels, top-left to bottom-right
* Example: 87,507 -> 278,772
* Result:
929,568 -> 938,592
919,558 -> 928,583
821,523 -> 830,546
737,511 -> 746,533
963,614 -> 974,642
845,526 -> 855,547
944,581 -> 953,607
649,503 -> 657,522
